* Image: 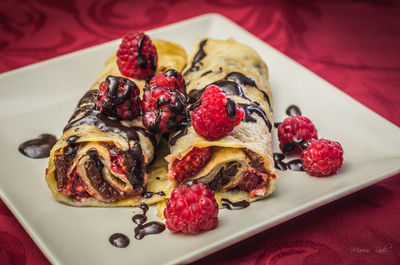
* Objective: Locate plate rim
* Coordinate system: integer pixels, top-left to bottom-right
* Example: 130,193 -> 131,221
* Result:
1,12 -> 399,265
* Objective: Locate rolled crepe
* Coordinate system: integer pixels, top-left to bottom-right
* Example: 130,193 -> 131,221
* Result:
166,38 -> 278,201
46,39 -> 186,206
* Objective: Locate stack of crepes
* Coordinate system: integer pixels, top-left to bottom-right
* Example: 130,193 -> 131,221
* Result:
45,39 -> 187,206
167,38 -> 278,202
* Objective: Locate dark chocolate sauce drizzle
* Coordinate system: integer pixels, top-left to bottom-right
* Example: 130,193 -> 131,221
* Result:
97,76 -> 139,120
137,35 -> 148,69
164,69 -> 178,78
182,179 -> 198,186
169,121 -> 189,146
286,105 -> 301,116
109,233 -> 130,248
225,98 -> 237,118
134,222 -> 166,240
273,153 -> 287,171
224,72 -> 272,110
183,39 -> 207,76
273,153 -> 304,171
144,85 -> 187,134
149,54 -> 156,71
131,126 -> 157,151
176,73 -> 273,145
213,80 -> 253,103
132,204 -> 165,240
221,198 -> 250,210
279,105 -> 310,153
132,213 -> 147,225
18,134 -> 57,159
225,72 -> 257,87
273,105 -> 307,172
65,135 -> 79,158
200,70 -> 212,77
238,103 -> 272,131
281,138 -> 304,153
286,159 -> 304,171
65,109 -> 138,141
187,88 -> 206,104
187,80 -> 252,105
86,149 -> 125,200
64,105 -> 139,143
64,88 -> 146,191
143,191 -> 165,198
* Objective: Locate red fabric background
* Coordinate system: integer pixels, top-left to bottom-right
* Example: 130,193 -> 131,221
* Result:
0,0 -> 399,264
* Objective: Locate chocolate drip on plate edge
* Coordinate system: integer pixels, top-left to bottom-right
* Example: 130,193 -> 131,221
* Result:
18,134 -> 57,159
133,204 -> 166,240
109,233 -> 130,248
221,198 -> 250,210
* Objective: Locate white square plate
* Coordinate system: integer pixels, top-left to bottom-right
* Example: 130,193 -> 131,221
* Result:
0,14 -> 399,265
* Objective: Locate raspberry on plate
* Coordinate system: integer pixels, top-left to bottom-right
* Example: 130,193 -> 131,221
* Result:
164,183 -> 219,234
277,116 -> 318,153
116,31 -> 158,79
149,69 -> 186,95
97,75 -> 141,120
301,139 -> 344,177
141,85 -> 186,133
191,85 -> 245,140
171,147 -> 213,184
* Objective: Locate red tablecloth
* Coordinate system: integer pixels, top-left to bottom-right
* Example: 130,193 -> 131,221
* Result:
1,1 -> 399,264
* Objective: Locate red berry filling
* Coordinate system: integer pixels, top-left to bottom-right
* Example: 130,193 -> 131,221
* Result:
109,152 -> 127,175
172,147 -> 213,184
164,183 -> 218,233
191,85 -> 244,140
63,170 -> 90,201
239,171 -> 262,192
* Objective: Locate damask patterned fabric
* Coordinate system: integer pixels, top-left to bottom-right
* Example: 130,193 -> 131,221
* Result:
0,0 -> 399,264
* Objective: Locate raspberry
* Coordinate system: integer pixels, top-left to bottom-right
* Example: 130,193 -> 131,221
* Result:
191,85 -> 245,140
277,116 -> 318,153
172,147 -> 212,184
239,171 -> 262,192
116,31 -> 158,79
97,76 -> 141,120
164,183 -> 219,233
141,85 -> 186,133
149,69 -> 186,95
301,139 -> 344,177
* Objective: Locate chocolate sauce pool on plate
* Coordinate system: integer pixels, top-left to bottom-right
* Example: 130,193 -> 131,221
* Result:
143,191 -> 165,198
18,134 -> 57,159
109,233 -> 130,248
134,222 -> 166,240
133,204 -> 165,240
221,198 -> 250,210
286,104 -> 301,116
273,153 -> 304,172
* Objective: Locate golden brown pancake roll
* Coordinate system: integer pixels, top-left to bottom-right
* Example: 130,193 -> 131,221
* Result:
45,40 -> 186,206
167,38 -> 278,202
